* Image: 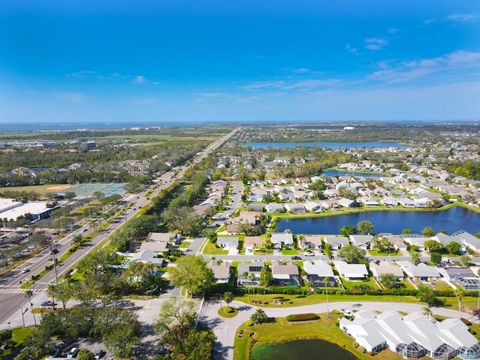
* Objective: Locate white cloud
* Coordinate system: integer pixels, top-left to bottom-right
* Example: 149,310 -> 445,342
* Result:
243,78 -> 340,91
65,70 -> 96,79
387,27 -> 398,34
369,50 -> 480,83
55,92 -> 89,104
293,67 -> 312,74
364,37 -> 387,50
345,44 -> 359,55
446,13 -> 479,23
133,75 -> 146,84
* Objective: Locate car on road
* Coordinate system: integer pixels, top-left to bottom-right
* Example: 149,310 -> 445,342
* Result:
304,252 -> 315,257
95,350 -> 106,359
67,347 -> 79,358
21,268 -> 30,274
291,256 -> 302,260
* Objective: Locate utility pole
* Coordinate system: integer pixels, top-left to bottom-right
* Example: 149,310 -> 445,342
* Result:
21,307 -> 28,328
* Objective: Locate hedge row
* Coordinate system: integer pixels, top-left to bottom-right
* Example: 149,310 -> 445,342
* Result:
207,285 -> 479,298
286,313 -> 319,322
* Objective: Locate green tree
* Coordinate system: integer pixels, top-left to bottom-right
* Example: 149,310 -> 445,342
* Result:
223,291 -> 234,311
77,349 -> 95,360
445,241 -> 462,255
250,309 -> 268,324
168,255 -> 213,296
371,237 -> 396,254
459,255 -> 471,267
338,244 -> 366,264
260,266 -> 273,287
424,240 -> 443,252
357,220 -> 374,235
339,225 -> 356,236
411,252 -> 421,266
455,289 -> 464,312
379,273 -> 398,289
430,252 -> 442,264
421,227 -> 436,237
402,228 -> 412,234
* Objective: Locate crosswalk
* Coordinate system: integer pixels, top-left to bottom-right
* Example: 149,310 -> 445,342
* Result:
0,288 -> 42,295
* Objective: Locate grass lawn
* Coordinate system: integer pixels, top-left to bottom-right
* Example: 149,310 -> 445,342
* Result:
203,240 -> 228,255
235,293 -> 420,308
433,280 -> 455,292
2,327 -> 36,357
342,277 -> 380,290
218,306 -> 239,318
234,313 -> 401,360
368,250 -> 400,256
280,249 -> 299,255
179,241 -> 191,248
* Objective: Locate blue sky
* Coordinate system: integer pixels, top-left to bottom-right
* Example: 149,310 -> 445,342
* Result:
1,0 -> 479,124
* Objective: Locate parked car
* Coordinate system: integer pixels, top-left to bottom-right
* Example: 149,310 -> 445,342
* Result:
291,256 -> 302,260
51,348 -> 62,357
95,350 -> 106,359
67,347 -> 79,358
304,252 -> 315,257
41,300 -> 57,307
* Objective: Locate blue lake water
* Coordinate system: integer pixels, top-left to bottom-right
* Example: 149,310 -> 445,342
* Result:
322,169 -> 384,178
276,206 -> 480,235
251,339 -> 357,360
245,141 -> 409,149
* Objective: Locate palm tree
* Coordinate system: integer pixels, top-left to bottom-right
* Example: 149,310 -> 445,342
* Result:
455,289 -> 465,312
24,290 -> 37,326
411,252 -> 421,266
323,277 -> 331,319
422,306 -> 432,320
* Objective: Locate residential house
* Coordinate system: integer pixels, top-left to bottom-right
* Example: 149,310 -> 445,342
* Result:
237,261 -> 264,286
324,236 -> 349,250
301,235 -> 323,250
349,235 -> 373,249
370,261 -> 404,281
338,198 -> 359,208
303,260 -> 337,287
398,262 -> 441,283
271,260 -> 300,286
208,260 -> 231,283
217,237 -> 239,251
271,233 -> 294,249
334,261 -> 368,280
437,265 -> 480,290
265,203 -> 285,213
285,203 -> 306,214
243,236 -> 267,253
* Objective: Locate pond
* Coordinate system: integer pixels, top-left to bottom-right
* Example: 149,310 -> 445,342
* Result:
251,339 -> 358,360
322,169 -> 384,178
276,206 -> 480,235
244,141 -> 409,149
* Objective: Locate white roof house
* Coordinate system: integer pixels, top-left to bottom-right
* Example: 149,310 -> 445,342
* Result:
303,260 -> 334,277
334,261 -> 368,280
398,262 -> 441,281
403,236 -> 431,249
350,235 -> 374,248
271,233 -> 294,248
217,237 -> 239,250
340,311 -> 479,358
324,236 -> 349,250
451,231 -> 480,252
370,261 -> 404,280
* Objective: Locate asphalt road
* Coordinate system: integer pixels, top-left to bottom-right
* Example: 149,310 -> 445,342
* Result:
0,128 -> 239,327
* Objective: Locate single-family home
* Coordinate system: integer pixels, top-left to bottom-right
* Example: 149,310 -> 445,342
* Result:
324,236 -> 349,250
303,260 -> 337,287
334,261 -> 368,280
237,261 -> 264,286
437,265 -> 480,290
338,198 -> 359,208
271,260 -> 300,286
301,235 -> 323,250
243,236 -> 267,253
370,261 -> 404,281
217,237 -> 239,251
398,262 -> 441,283
349,235 -> 374,249
208,260 -> 231,283
285,203 -> 306,214
271,233 -> 294,249
265,203 -> 285,213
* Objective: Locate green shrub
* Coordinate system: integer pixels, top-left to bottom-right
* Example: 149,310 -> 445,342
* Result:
286,313 -> 319,322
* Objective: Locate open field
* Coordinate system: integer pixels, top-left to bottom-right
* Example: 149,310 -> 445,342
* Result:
0,184 -> 75,196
